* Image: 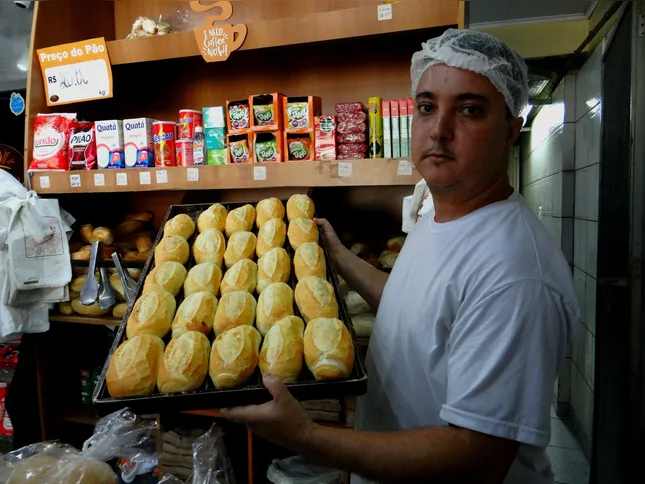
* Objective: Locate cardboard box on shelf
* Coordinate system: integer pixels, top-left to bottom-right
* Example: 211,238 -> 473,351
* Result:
283,96 -> 322,133
227,132 -> 253,164
207,148 -> 228,165
95,120 -> 124,169
252,130 -> 284,163
314,115 -> 337,161
284,131 -> 315,161
123,118 -> 155,168
205,127 -> 226,150
391,101 -> 401,158
203,106 -> 226,129
226,100 -> 251,134
383,101 -> 392,158
250,93 -> 286,132
407,98 -> 414,155
399,99 -> 409,157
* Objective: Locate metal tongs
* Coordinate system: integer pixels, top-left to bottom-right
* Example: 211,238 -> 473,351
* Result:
112,252 -> 137,305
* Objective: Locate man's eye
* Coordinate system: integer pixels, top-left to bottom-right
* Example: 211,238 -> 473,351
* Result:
460,105 -> 484,116
418,104 -> 434,114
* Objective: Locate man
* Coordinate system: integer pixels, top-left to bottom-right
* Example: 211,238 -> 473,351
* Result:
222,29 -> 581,483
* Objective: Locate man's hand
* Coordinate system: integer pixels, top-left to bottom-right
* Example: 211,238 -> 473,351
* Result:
221,375 -> 317,451
314,218 -> 343,253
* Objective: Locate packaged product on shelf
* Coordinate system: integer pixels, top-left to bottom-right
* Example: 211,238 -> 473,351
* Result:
383,100 -> 392,158
255,139 -> 278,163
338,133 -> 367,144
250,93 -> 285,131
338,153 -> 366,160
229,140 -> 250,163
284,96 -> 321,131
176,140 -> 194,166
391,100 -> 401,157
314,115 -> 337,161
335,101 -> 367,113
80,368 -> 92,404
407,97 -> 415,145
399,99 -> 410,157
193,126 -> 206,165
226,100 -> 250,132
338,143 -> 368,156
123,118 -> 155,168
205,127 -> 226,150
28,113 -> 77,171
207,148 -> 227,165
68,122 -> 97,170
203,106 -> 226,129
253,104 -> 275,127
178,109 -> 203,140
368,96 -> 383,158
153,121 -> 178,167
338,111 -> 367,124
95,120 -> 125,169
286,136 -> 312,161
337,121 -> 367,134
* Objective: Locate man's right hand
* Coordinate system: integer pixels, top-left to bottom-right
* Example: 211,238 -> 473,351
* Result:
314,218 -> 344,253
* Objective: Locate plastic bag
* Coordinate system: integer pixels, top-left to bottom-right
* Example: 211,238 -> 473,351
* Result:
126,9 -> 193,39
0,408 -> 159,483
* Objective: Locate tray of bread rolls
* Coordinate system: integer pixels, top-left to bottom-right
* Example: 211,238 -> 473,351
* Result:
92,195 -> 367,415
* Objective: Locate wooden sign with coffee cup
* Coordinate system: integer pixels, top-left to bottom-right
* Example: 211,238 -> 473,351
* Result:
191,1 -> 247,62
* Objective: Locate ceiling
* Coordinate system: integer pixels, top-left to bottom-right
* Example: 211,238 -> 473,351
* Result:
470,0 -> 595,26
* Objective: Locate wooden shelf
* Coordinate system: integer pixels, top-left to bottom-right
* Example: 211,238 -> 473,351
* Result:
50,314 -> 121,327
107,2 -> 459,65
62,406 -> 99,426
30,159 -> 421,195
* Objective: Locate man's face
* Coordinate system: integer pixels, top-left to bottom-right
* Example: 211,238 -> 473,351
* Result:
411,64 -> 523,197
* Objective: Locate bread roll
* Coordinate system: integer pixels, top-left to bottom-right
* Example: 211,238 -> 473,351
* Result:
346,291 -> 370,315
71,250 -> 91,261
171,291 -> 218,339
378,250 -> 398,269
7,453 -> 117,484
71,274 -> 93,293
71,298 -> 112,317
387,236 -> 406,253
164,213 -> 196,240
294,242 -> 326,280
109,272 -> 126,301
91,227 -> 114,245
155,236 -> 189,265
158,331 -> 210,393
214,291 -> 257,335
193,228 -> 226,266
114,220 -> 145,237
198,203 -> 227,233
256,282 -> 294,336
107,334 -> 165,397
113,303 -> 128,319
224,231 -> 257,269
256,197 -> 285,227
126,290 -> 176,339
184,262 -> 222,296
124,250 -> 151,262
304,318 -> 354,380
287,218 -> 319,249
259,316 -> 304,382
295,276 -> 338,323
209,325 -> 261,389
220,259 -> 257,295
225,204 -> 255,237
79,224 -> 94,243
257,247 -> 291,293
286,194 -> 315,221
142,261 -> 187,296
352,312 -> 375,338
256,218 -> 286,257
58,301 -> 73,315
136,235 -> 154,252
126,211 -> 154,222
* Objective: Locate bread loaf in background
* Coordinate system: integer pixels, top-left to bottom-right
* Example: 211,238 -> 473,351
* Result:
7,453 -> 117,484
214,291 -> 257,335
387,236 -> 406,253
193,228 -> 226,266
209,325 -> 261,389
79,224 -> 94,243
225,204 -> 256,237
286,194 -> 315,221
58,301 -> 73,316
158,331 -> 210,393
126,290 -> 176,339
136,235 -> 154,252
256,218 -> 287,257
184,262 -> 222,296
294,242 -> 326,280
155,235 -> 190,265
259,316 -> 305,382
304,318 -> 354,380
287,218 -> 319,249
295,276 -> 339,323
113,302 -> 128,319
220,259 -> 257,295
256,197 -> 285,228
198,203 -> 227,233
378,250 -> 398,269
164,213 -> 196,240
257,247 -> 291,293
346,291 -> 370,315
224,231 -> 257,269
107,334 -> 165,397
142,261 -> 187,296
90,227 -> 114,245
71,298 -> 112,317
256,282 -> 294,336
172,291 -> 218,339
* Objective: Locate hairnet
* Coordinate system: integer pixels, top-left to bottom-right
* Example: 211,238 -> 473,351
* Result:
411,29 -> 529,117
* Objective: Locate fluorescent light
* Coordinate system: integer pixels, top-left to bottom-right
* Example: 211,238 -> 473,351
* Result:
586,98 -> 600,109
16,64 -> 27,72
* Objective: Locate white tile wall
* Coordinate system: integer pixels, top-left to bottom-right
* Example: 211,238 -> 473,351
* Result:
562,218 -> 574,265
574,220 -> 587,272
573,268 -> 587,319
561,171 -> 575,218
575,45 -> 603,122
585,275 -> 596,336
530,102 -> 565,154
575,104 -> 602,170
557,358 -> 571,403
575,164 -> 599,221
522,125 -> 564,186
586,221 -> 598,278
564,74 -> 577,124
563,122 -> 576,171
571,365 -> 594,441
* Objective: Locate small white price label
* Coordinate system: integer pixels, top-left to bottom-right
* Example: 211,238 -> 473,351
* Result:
338,162 -> 353,178
139,172 -> 151,185
187,167 -> 199,182
156,170 -> 168,184
70,174 -> 81,187
116,172 -> 128,186
397,159 -> 413,176
39,176 -> 50,189
378,3 -> 393,21
253,166 -> 267,181
93,173 -> 105,186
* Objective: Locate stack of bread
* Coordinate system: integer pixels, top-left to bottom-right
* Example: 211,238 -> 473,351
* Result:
106,194 -> 355,400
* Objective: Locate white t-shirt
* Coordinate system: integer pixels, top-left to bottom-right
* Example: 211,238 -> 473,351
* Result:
353,191 -> 581,484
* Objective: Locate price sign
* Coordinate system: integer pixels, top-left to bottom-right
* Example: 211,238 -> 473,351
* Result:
116,173 -> 128,186
70,174 -> 81,187
156,170 -> 168,184
253,166 -> 267,181
93,173 -> 105,187
397,160 -> 413,176
37,38 -> 113,106
187,167 -> 199,182
378,3 -> 393,21
338,162 -> 353,178
39,176 -> 50,189
139,172 -> 151,185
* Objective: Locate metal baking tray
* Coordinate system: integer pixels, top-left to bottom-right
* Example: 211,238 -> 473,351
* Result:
93,201 -> 368,415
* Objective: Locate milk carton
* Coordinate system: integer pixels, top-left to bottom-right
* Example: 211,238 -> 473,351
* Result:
123,118 -> 155,168
95,120 -> 124,169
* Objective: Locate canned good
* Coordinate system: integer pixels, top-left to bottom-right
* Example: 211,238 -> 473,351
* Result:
176,140 -> 194,166
153,121 -> 177,167
178,109 -> 203,140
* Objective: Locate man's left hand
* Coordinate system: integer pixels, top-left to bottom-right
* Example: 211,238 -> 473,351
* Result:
221,375 -> 317,451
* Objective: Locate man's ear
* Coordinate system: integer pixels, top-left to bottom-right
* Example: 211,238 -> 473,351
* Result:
506,117 -> 524,149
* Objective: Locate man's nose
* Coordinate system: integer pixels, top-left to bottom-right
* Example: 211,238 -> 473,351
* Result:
429,112 -> 454,142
